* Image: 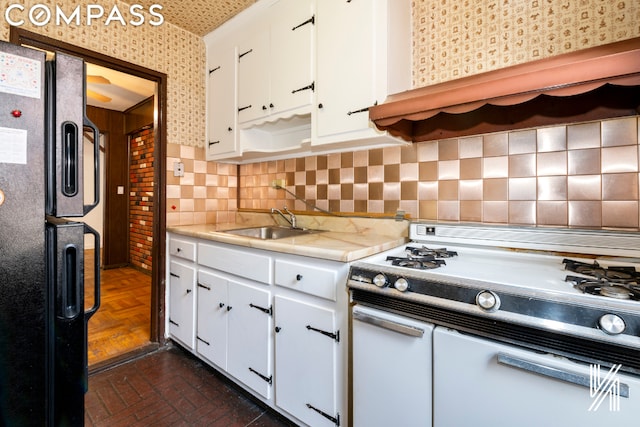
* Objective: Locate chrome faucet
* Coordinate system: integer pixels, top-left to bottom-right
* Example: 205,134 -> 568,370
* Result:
271,206 -> 297,229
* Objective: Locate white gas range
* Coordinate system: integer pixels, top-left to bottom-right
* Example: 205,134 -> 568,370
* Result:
349,222 -> 640,427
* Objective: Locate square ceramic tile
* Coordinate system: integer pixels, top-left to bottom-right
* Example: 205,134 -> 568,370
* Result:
438,160 -> 460,180
537,126 -> 567,152
602,173 -> 639,200
568,201 -> 602,227
567,148 -> 601,175
509,129 -> 537,154
602,201 -> 639,228
601,146 -> 638,173
509,177 -> 537,201
459,136 -> 483,158
509,201 -> 537,225
537,151 -> 567,176
483,156 -> 509,178
538,176 -> 567,201
602,117 -> 638,147
568,175 -> 601,200
483,133 -> 509,157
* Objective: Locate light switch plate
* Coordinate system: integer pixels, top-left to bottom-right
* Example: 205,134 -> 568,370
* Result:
173,161 -> 184,177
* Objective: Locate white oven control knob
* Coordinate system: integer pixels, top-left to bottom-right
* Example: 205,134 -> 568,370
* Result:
599,314 -> 626,335
394,278 -> 409,292
476,290 -> 500,312
373,273 -> 388,288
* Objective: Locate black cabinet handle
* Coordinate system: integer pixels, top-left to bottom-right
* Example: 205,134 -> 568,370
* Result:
292,82 -> 315,94
275,326 -> 281,333
292,15 -> 314,31
318,103 -> 324,109
197,336 -> 210,346
219,302 -> 225,308
306,325 -> 340,342
197,283 -> 211,290
227,306 -> 233,311
169,318 -> 179,327
208,141 -> 220,146
238,105 -> 252,113
176,247 -> 182,252
306,404 -> 340,426
250,303 -> 272,316
186,289 -> 192,294
238,48 -> 253,60
296,274 -> 303,281
228,127 -> 233,132
170,272 -> 179,278
262,105 -> 267,110
347,101 -> 378,116
249,367 -> 273,385
208,66 -> 221,74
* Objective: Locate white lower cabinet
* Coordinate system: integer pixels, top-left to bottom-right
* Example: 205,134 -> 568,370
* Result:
274,296 -> 338,427
195,269 -> 228,369
168,235 -> 348,426
168,260 -> 196,349
196,268 -> 273,399
227,279 -> 273,399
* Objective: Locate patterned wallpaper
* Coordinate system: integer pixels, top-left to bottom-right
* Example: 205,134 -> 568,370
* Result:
413,0 -> 640,85
0,0 -> 206,148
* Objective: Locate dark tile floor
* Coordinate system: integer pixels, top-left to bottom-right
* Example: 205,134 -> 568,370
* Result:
85,345 -> 299,426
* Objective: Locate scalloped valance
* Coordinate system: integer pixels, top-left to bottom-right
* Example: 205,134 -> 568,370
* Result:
370,37 -> 640,142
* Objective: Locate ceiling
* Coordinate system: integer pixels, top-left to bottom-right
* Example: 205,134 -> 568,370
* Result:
86,1 -> 255,111
136,0 -> 256,37
86,63 -> 157,111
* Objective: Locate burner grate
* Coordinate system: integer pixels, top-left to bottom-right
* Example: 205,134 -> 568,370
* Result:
563,259 -> 640,300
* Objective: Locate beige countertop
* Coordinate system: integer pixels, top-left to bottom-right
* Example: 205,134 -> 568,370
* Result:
167,212 -> 409,262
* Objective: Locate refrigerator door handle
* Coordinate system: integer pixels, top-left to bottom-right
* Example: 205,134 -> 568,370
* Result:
84,223 -> 101,319
83,116 -> 100,215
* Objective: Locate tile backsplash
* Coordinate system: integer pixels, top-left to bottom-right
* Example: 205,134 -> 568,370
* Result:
239,116 -> 640,230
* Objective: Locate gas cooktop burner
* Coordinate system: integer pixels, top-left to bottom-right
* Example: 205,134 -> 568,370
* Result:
405,246 -> 458,258
563,259 -> 640,283
565,275 -> 640,300
384,246 -> 457,270
386,256 -> 446,269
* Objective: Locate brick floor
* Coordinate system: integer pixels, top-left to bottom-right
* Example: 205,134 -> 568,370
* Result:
85,346 -> 298,426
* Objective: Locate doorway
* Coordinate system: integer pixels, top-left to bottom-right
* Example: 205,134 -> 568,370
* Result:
10,28 -> 168,367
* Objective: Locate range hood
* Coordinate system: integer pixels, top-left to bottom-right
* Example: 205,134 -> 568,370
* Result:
370,37 -> 640,142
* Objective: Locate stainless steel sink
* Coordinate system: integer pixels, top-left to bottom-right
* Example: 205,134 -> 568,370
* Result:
221,226 -> 323,240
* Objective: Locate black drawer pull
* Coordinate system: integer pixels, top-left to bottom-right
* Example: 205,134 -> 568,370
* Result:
209,140 -> 220,146
209,66 -> 221,74
219,302 -> 225,308
197,283 -> 211,290
238,105 -> 252,113
170,272 -> 179,278
169,318 -> 179,327
296,274 -> 303,281
227,306 -> 233,311
197,336 -> 210,346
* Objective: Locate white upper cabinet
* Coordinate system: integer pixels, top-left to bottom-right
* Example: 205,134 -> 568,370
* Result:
237,0 -> 314,125
314,0 -> 412,148
204,0 -> 411,163
207,45 -> 238,159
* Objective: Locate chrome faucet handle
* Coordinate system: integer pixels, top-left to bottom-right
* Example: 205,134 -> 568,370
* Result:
282,206 -> 297,229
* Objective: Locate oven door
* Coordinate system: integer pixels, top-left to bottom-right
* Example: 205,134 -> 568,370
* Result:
352,305 -> 434,427
434,327 -> 640,427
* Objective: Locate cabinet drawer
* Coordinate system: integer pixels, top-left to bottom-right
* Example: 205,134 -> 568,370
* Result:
169,238 -> 196,261
275,259 -> 337,301
198,243 -> 272,284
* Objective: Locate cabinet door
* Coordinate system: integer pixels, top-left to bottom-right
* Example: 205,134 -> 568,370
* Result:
196,269 -> 228,369
207,45 -> 238,158
274,296 -> 338,427
227,281 -> 273,399
168,260 -> 196,349
237,30 -> 270,124
269,0 -> 314,116
316,0 -> 375,139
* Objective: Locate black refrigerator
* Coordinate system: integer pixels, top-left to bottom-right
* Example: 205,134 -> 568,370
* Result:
0,41 -> 101,426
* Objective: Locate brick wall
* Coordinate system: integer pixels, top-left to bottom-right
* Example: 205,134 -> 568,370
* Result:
130,127 -> 154,271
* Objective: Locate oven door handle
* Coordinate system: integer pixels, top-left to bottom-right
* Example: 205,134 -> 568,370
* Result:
353,309 -> 424,338
497,353 -> 629,398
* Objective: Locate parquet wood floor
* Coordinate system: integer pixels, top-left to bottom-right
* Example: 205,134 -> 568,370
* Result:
85,250 -> 153,366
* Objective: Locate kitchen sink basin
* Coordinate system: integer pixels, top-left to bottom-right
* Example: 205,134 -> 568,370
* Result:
221,226 -> 323,240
